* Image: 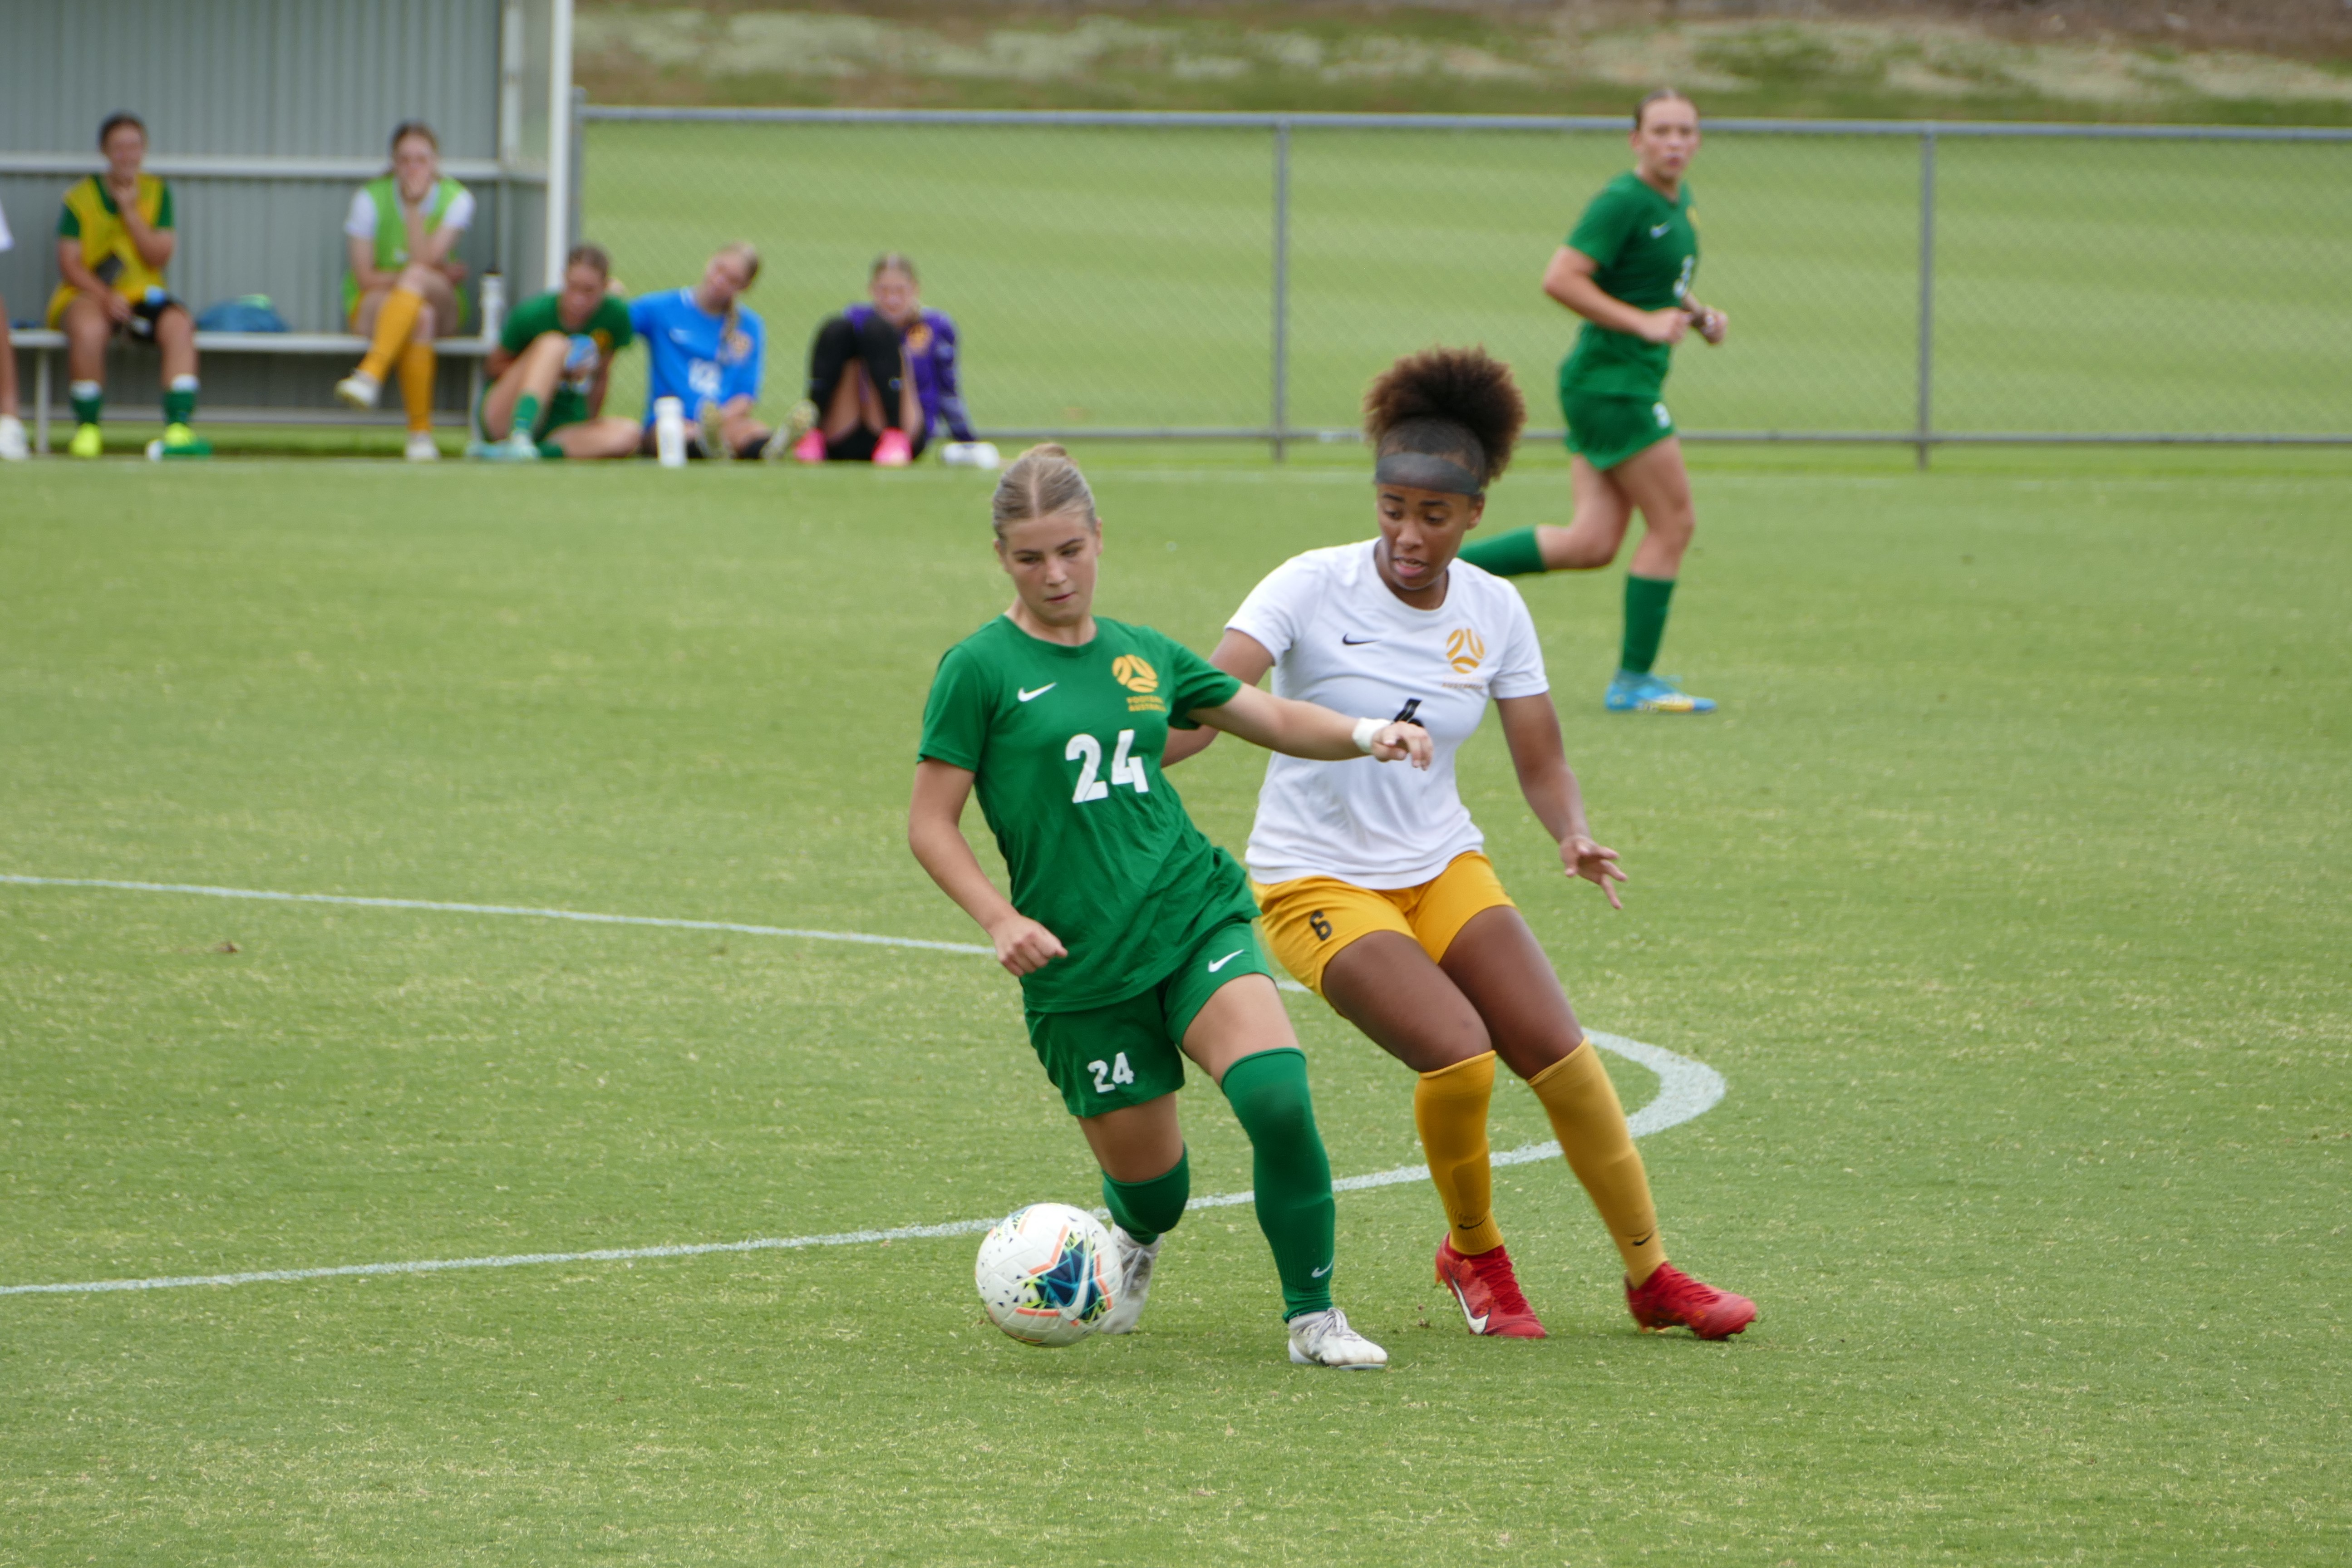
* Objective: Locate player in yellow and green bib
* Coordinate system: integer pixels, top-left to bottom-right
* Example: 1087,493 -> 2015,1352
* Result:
333,123 -> 475,461
48,113 -> 206,458
1457,90 -> 1727,714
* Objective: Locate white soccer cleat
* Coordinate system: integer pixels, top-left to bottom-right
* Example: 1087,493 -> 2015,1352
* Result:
1287,1307 -> 1388,1369
504,430 -> 541,461
1096,1225 -> 1163,1335
404,431 -> 440,462
0,415 -> 27,461
335,372 -> 381,410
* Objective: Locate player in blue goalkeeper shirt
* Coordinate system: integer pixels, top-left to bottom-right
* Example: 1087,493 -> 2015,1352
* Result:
630,242 -> 786,461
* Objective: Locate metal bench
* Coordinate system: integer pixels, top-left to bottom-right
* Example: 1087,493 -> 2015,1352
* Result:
10,328 -> 499,454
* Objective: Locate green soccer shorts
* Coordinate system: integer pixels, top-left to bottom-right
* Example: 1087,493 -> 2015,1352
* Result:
1562,387 -> 1677,472
1023,916 -> 1277,1118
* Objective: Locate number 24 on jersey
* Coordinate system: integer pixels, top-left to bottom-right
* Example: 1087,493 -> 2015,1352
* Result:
1065,729 -> 1150,803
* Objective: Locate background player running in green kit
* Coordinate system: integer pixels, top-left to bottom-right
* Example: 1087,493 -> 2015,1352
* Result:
1458,89 -> 1727,715
908,443 -> 1432,1369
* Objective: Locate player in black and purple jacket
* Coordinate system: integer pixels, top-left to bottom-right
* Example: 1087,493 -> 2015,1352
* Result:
787,252 -> 975,467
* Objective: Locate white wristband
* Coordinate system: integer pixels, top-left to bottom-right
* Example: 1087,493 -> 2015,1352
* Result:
1351,717 -> 1384,754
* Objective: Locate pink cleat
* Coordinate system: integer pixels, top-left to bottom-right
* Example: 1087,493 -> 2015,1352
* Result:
873,427 -> 913,467
790,428 -> 827,464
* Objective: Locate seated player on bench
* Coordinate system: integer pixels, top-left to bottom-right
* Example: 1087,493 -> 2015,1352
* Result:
49,112 -> 206,458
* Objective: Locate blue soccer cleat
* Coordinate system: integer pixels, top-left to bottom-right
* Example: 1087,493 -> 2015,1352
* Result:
1605,670 -> 1717,714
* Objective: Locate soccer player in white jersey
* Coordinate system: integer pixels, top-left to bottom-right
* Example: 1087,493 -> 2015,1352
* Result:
1166,347 -> 1755,1341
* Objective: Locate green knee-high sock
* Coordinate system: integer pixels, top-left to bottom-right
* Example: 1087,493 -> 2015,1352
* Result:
1102,1148 -> 1191,1246
511,393 -> 541,435
1456,526 -> 1547,579
1219,1048 -> 1336,1320
1621,573 -> 1677,676
534,439 -> 567,459
70,381 -> 103,426
162,376 -> 197,426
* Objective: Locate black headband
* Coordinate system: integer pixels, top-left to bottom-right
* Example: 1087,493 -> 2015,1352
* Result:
1374,450 -> 1485,499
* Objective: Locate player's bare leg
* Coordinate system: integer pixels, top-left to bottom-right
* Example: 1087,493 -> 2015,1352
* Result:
59,295 -> 117,457
0,305 -> 23,459
478,332 -> 571,442
1530,455 -> 1636,570
547,417 -> 644,460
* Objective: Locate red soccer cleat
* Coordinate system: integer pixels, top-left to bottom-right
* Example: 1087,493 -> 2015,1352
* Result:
1435,1236 -> 1547,1338
1625,1262 -> 1756,1340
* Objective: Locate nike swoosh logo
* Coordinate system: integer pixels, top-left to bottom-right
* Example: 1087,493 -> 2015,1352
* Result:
1629,1231 -> 1656,1249
1340,635 -> 1378,645
1650,222 -> 1672,237
1311,1263 -> 1332,1278
1206,949 -> 1245,972
1016,684 -> 1056,702
1445,1278 -> 1488,1332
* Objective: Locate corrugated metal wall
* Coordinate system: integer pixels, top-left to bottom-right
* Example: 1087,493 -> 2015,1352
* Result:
3,0 -> 554,371
1,0 -> 504,157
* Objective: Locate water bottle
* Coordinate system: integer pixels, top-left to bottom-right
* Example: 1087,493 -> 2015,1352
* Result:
654,396 -> 687,468
479,271 -> 505,339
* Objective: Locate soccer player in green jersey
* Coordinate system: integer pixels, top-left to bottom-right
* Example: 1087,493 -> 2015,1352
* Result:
473,244 -> 641,461
909,443 -> 1433,1369
1458,89 -> 1727,714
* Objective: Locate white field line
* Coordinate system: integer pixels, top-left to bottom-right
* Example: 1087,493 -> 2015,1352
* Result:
0,874 -> 1724,1298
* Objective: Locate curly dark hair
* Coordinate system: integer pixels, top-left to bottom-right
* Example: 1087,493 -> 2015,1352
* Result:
1362,345 -> 1525,490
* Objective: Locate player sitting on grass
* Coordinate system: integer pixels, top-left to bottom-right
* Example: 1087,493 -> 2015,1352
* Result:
784,252 -> 974,467
333,121 -> 475,462
48,112 -> 206,459
1457,88 -> 1726,714
630,242 -> 787,461
0,194 -> 25,459
473,244 -> 640,461
909,443 -> 1432,1369
1168,346 -> 1756,1342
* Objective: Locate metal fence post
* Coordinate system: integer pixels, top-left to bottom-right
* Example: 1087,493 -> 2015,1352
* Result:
569,85 -> 588,256
1270,118 -> 1291,463
1915,126 -> 1936,471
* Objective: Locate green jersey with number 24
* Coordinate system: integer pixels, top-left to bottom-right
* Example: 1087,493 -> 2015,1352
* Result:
918,614 -> 1255,1013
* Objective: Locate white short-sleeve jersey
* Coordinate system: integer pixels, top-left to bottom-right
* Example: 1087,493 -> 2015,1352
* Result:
1228,541 -> 1550,889
344,187 -> 477,241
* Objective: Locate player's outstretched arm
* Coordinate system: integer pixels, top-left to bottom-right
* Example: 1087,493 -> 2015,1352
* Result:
1496,693 -> 1626,908
907,759 -> 1067,975
1192,683 -> 1431,768
1162,629 -> 1275,767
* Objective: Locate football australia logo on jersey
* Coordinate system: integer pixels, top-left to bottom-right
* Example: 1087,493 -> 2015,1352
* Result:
1446,629 -> 1486,674
1112,654 -> 1166,714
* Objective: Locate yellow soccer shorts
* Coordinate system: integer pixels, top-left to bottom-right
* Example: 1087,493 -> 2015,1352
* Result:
1253,850 -> 1516,997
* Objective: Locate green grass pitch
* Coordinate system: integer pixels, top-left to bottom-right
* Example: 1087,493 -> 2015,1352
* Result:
1,444 -> 2345,1563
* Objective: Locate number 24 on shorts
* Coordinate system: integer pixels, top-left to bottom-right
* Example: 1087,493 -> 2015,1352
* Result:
1066,730 -> 1149,803
1088,1053 -> 1137,1094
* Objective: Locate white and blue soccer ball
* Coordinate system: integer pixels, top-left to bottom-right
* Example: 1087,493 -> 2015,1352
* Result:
974,1202 -> 1115,1347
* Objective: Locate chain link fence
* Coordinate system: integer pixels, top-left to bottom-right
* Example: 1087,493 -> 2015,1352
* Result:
580,108 -> 2352,459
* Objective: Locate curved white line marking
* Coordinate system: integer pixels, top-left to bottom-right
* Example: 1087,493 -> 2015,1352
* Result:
0,874 -> 1727,1299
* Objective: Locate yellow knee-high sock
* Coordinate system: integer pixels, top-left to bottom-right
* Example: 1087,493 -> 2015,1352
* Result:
358,288 -> 425,382
1528,1040 -> 1666,1285
398,341 -> 437,432
1416,1052 -> 1504,1256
